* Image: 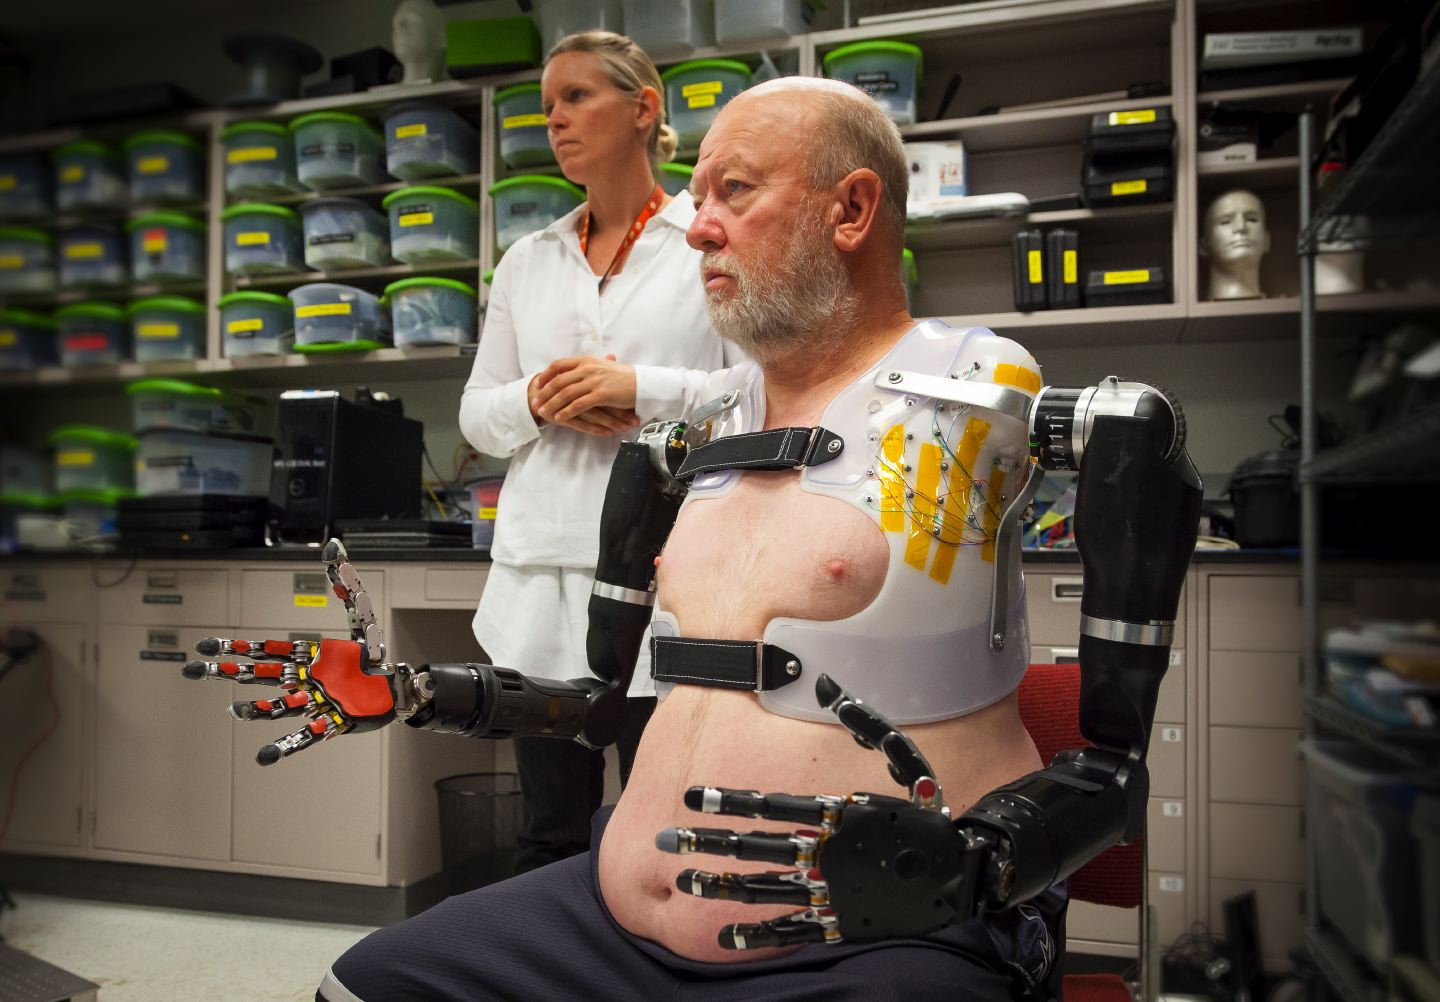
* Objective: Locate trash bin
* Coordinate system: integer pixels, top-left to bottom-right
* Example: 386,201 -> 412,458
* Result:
435,772 -> 523,896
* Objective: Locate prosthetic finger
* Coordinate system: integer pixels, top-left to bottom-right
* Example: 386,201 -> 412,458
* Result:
181,658 -> 293,687
683,786 -> 844,827
321,539 -> 385,662
815,673 -> 947,813
719,909 -> 841,950
230,690 -> 316,721
655,827 -> 820,867
194,636 -> 315,664
255,712 -> 347,766
675,868 -> 825,906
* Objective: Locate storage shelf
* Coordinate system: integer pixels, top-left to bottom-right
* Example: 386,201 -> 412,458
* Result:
1196,156 -> 1300,190
905,201 -> 1171,250
1195,77 -> 1352,107
253,174 -> 483,206
899,96 -> 1175,154
0,281 -> 208,308
1306,926 -> 1385,1002
231,259 -> 481,290
1184,290 -> 1440,342
1304,695 -> 1440,775
1299,402 -> 1440,486
938,302 -> 1186,348
47,202 -> 210,227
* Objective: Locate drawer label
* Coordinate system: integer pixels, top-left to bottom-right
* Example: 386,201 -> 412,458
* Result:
227,146 -> 278,163
1160,726 -> 1182,742
478,506 -> 498,518
1108,109 -> 1157,126
138,323 -> 180,339
1162,801 -> 1183,817
503,114 -> 547,129
64,242 -> 104,260
227,318 -> 265,333
1103,269 -> 1151,285
143,594 -> 183,604
296,302 -> 352,318
395,123 -> 428,138
148,630 -> 179,647
1157,876 -> 1184,893
141,650 -> 187,661
4,590 -> 45,602
137,156 -> 169,174
1110,179 -> 1147,196
294,594 -> 329,608
235,231 -> 271,246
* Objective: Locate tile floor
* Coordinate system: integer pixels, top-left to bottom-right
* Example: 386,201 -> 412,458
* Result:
0,891 -> 376,1001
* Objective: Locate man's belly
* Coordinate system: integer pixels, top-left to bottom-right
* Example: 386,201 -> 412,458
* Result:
596,683 -> 1041,963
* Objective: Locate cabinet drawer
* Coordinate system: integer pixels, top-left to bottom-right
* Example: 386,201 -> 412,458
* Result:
1149,723 -> 1186,798
1031,648 -> 1185,724
1209,651 -> 1304,728
98,565 -> 229,625
1209,803 -> 1304,883
1209,727 -> 1303,805
1147,796 -> 1186,873
239,568 -> 384,630
1066,873 -> 1188,950
0,565 -> 90,623
1210,878 -> 1304,974
1026,573 -> 1186,648
425,566 -> 488,604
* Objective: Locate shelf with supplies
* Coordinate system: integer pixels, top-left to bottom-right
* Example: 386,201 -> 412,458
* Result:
937,302 -> 1186,349
1195,77 -> 1354,108
898,95 -> 1176,154
1299,401 -> 1440,486
1303,695 -> 1440,777
250,173 -> 484,206
230,259 -> 482,291
0,280 -> 209,309
904,202 -> 1171,251
1182,289 -> 1440,342
1195,156 -> 1300,188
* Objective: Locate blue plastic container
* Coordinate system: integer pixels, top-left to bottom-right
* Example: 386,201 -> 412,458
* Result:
385,276 -> 477,346
218,291 -> 294,357
300,197 -> 391,270
0,226 -> 57,293
0,155 -> 53,219
0,309 -> 58,371
488,175 -> 585,253
127,296 -> 207,362
291,112 -> 387,191
58,224 -> 128,288
661,59 -> 752,149
126,378 -> 264,435
823,41 -> 923,125
127,211 -> 207,283
714,0 -> 812,45
289,283 -> 390,350
52,141 -> 127,212
492,84 -> 554,170
48,425 -> 137,493
221,121 -> 302,198
383,101 -> 478,181
623,0 -> 714,58
222,203 -> 305,276
383,186 -> 479,264
124,130 -> 206,205
56,302 -> 130,366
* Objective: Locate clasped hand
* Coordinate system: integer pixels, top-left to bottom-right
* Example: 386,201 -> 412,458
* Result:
529,353 -> 639,436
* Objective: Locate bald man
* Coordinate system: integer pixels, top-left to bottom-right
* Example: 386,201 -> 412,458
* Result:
319,78 -> 1065,1002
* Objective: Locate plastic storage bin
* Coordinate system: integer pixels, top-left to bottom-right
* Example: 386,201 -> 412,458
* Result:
489,175 -> 585,253
383,102 -> 478,181
56,302 -> 129,366
0,155 -> 52,219
124,130 -> 205,205
446,16 -> 542,76
386,276 -> 477,346
661,60 -> 752,149
823,41 -> 923,125
1415,794 -> 1440,971
221,121 -> 302,197
467,478 -> 503,549
532,0 -> 623,50
493,83 -> 555,169
384,186 -> 479,264
291,112 -> 387,191
218,291 -> 294,357
136,428 -> 273,497
127,378 -> 263,435
0,309 -> 58,371
0,227 -> 57,293
222,203 -> 304,275
1302,739 -> 1435,970
52,141 -> 127,212
128,211 -> 206,283
300,197 -> 391,270
49,425 -> 136,493
61,487 -> 125,540
1,445 -> 50,496
657,162 -> 692,197
289,283 -> 390,350
623,0 -> 714,57
127,296 -> 206,362
715,0 -> 812,45
57,224 -> 127,288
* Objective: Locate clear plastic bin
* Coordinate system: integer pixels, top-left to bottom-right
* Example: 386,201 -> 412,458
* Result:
61,487 -> 125,539
127,296 -> 207,363
0,226 -> 57,293
218,291 -> 294,357
291,112 -> 387,191
222,203 -> 305,275
127,211 -> 207,283
489,175 -> 585,253
124,130 -> 205,205
532,0 -> 623,50
127,378 -> 263,435
383,101 -> 479,181
493,83 -> 555,170
136,428 -> 274,498
289,283 -> 390,350
1301,739 -> 1436,970
300,197 -> 391,271
714,0 -> 813,45
822,40 -> 923,125
56,302 -> 129,366
52,141 -> 127,212
48,425 -> 136,493
661,59 -> 752,149
657,162 -> 692,197
623,0 -> 714,57
385,276 -> 477,346
58,224 -> 128,288
467,478 -> 503,549
0,155 -> 53,219
383,185 -> 479,264
1415,794 -> 1440,972
221,121 -> 303,198
1,445 -> 50,496
0,308 -> 58,371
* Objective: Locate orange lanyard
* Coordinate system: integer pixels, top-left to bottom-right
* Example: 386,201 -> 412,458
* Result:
579,183 -> 665,292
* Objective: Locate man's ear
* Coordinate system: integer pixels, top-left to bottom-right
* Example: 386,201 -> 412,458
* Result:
832,168 -> 884,253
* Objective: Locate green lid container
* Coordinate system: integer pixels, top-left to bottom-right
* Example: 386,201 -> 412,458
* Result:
382,185 -> 480,211
123,130 -> 203,153
52,141 -> 120,163
126,296 -> 207,316
217,290 -> 291,309
660,59 -> 753,81
220,120 -> 289,140
289,112 -> 380,136
220,203 -> 300,222
293,339 -> 387,354
493,82 -> 542,105
0,492 -> 60,510
125,211 -> 207,233
488,175 -> 585,199
125,377 -> 223,399
47,425 -> 137,450
902,247 -> 917,283
0,308 -> 58,330
0,226 -> 55,245
823,40 -> 924,71
482,268 -> 496,285
384,276 -> 478,297
55,302 -> 127,322
59,486 -> 132,505
660,163 -> 693,178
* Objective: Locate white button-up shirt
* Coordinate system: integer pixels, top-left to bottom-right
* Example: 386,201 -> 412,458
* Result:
459,195 -> 744,569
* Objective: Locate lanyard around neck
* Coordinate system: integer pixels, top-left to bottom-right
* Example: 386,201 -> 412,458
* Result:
579,183 -> 665,292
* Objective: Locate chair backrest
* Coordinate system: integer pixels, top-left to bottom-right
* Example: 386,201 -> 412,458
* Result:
1017,663 -> 1143,909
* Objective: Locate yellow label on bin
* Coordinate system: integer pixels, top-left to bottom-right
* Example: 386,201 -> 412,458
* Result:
1026,249 -> 1042,284
65,242 -> 104,259
0,255 -> 23,269
137,156 -> 169,174
395,123 -> 427,138
398,211 -> 433,227
296,302 -> 352,318
0,175 -> 15,191
227,318 -> 264,333
138,323 -> 180,338
1063,249 -> 1077,284
294,594 -> 328,608
1103,269 -> 1151,285
60,164 -> 85,183
682,81 -> 724,98
0,330 -> 16,347
227,146 -> 278,164
57,449 -> 95,467
687,94 -> 717,109
1110,179 -> 1147,196
478,507 -> 498,518
236,231 -> 270,246
1108,109 -> 1157,126
503,113 -> 548,129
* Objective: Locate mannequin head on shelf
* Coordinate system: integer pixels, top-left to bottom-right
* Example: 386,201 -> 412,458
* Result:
392,0 -> 448,84
1201,188 -> 1270,300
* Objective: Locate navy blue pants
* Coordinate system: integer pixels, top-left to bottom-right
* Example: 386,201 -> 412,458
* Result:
321,806 -> 1067,1002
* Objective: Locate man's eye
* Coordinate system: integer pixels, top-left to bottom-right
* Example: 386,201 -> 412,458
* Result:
725,179 -> 747,194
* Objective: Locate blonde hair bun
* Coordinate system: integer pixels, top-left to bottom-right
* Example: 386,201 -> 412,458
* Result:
656,123 -> 680,163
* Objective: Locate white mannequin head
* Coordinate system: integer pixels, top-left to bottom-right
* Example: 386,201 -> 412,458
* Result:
1201,188 -> 1270,300
392,0 -> 448,84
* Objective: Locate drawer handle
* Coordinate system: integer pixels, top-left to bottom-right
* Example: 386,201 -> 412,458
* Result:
1051,578 -> 1084,602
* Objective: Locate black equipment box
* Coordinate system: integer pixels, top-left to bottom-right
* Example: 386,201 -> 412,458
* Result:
1085,106 -> 1175,155
1084,265 -> 1170,307
117,495 -> 268,549
1045,229 -> 1081,309
1011,228 -> 1047,312
1081,151 -> 1173,206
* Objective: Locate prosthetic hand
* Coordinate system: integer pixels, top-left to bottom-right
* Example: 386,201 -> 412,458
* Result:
657,378 -> 1203,948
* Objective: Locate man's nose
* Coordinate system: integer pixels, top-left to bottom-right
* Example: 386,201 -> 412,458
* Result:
686,198 -> 724,252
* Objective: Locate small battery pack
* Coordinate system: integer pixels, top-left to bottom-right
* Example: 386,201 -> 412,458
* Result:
1085,265 -> 1170,307
1011,228 -> 1047,311
1045,229 -> 1080,309
1085,106 -> 1175,156
1081,151 -> 1174,206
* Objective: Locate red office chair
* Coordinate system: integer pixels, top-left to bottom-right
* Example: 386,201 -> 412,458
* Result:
1018,663 -> 1146,1002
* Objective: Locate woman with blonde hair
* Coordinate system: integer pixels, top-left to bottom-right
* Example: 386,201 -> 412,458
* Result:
459,30 -> 742,874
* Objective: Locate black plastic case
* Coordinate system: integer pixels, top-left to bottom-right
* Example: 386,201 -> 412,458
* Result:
1085,106 -> 1175,155
1011,229 -> 1047,311
1081,152 -> 1174,206
1045,229 -> 1080,309
1084,265 -> 1170,307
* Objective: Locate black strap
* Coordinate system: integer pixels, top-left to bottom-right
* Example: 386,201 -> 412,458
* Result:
675,426 -> 843,481
651,635 -> 802,692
